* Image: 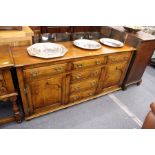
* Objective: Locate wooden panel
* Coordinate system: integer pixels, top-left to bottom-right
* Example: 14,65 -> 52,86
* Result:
70,89 -> 96,102
71,67 -> 101,83
70,78 -> 98,94
26,75 -> 64,111
103,62 -> 128,88
73,56 -> 107,70
23,63 -> 68,80
108,52 -> 131,64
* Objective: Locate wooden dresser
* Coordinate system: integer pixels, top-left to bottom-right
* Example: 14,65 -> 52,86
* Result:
0,46 -> 21,124
11,41 -> 135,120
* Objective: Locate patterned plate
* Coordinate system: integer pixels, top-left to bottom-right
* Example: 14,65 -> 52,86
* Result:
73,39 -> 102,50
27,43 -> 68,59
100,38 -> 124,47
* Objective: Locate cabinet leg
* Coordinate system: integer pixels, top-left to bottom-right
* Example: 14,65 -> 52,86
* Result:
137,80 -> 142,86
12,97 -> 22,123
122,85 -> 127,90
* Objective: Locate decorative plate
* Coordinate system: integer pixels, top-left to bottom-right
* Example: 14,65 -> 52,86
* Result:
73,39 -> 102,50
100,38 -> 124,47
27,43 -> 68,59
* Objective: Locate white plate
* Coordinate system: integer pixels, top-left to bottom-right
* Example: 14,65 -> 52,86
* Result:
100,38 -> 124,47
73,39 -> 102,50
27,43 -> 68,59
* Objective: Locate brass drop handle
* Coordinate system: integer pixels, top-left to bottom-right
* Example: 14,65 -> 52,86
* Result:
0,87 -> 7,93
54,67 -> 63,72
111,58 -> 116,62
30,71 -> 39,77
95,60 -> 101,65
90,81 -> 96,86
75,75 -> 81,79
73,96 -> 79,100
74,86 -> 80,91
77,63 -> 83,68
88,92 -> 93,96
91,71 -> 98,76
116,66 -> 123,73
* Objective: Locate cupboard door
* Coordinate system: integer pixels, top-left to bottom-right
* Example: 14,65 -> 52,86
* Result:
103,62 -> 128,88
25,75 -> 64,112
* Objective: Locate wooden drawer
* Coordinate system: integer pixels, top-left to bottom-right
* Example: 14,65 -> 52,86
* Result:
71,68 -> 101,83
23,63 -> 68,80
108,52 -> 131,64
70,78 -> 98,94
73,56 -> 106,70
70,89 -> 96,102
0,71 -> 8,96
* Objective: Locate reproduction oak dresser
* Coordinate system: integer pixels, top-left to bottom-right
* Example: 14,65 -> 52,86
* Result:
0,46 -> 21,124
11,41 -> 135,120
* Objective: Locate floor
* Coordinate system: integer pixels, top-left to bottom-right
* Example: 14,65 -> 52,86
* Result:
0,66 -> 155,129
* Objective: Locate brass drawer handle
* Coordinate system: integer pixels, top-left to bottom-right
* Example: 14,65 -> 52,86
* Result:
76,63 -> 83,68
54,67 -> 63,72
88,92 -> 93,96
91,71 -> 98,76
74,76 -> 81,79
73,96 -> 79,100
30,71 -> 39,77
90,81 -> 96,86
74,86 -> 80,91
0,87 -> 7,93
95,60 -> 101,65
111,58 -> 117,62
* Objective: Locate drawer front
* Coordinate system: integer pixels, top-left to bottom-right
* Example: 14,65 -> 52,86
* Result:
73,56 -> 106,70
0,71 -> 8,96
70,78 -> 98,94
71,68 -> 101,83
23,63 -> 68,80
108,52 -> 131,64
70,89 -> 96,102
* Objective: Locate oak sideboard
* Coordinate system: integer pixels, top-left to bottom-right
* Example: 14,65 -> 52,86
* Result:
11,41 -> 135,120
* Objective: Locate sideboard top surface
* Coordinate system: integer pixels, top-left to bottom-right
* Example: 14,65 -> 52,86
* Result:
0,45 -> 14,68
11,41 -> 135,67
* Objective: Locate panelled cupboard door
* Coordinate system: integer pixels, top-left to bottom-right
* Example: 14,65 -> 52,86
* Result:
25,75 -> 64,112
103,62 -> 128,88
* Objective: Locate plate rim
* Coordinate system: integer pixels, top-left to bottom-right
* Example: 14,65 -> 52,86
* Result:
73,39 -> 102,50
99,38 -> 124,47
27,42 -> 68,59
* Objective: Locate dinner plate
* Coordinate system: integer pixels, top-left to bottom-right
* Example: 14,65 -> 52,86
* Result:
100,38 -> 124,47
73,39 -> 102,50
27,43 -> 68,59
